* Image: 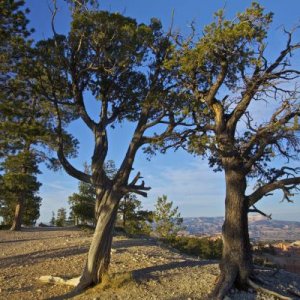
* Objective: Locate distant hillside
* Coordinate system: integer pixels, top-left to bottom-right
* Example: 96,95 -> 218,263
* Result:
183,216 -> 300,241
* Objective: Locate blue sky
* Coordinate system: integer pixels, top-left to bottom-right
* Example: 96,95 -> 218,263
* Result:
25,0 -> 300,222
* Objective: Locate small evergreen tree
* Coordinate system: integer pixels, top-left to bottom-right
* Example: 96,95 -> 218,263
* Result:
153,195 -> 183,239
55,207 -> 67,227
118,194 -> 153,235
68,164 -> 96,225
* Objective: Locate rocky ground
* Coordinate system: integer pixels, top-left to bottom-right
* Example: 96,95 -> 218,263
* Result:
0,228 -> 300,300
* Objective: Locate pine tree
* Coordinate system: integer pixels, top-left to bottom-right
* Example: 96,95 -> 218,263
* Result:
168,3 -> 300,297
68,180 -> 96,226
153,195 -> 183,239
118,194 -> 153,235
0,1 -> 78,230
0,151 -> 42,229
55,207 -> 67,227
34,5 -> 182,289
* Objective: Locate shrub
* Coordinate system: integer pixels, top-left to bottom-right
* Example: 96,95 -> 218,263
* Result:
168,236 -> 223,259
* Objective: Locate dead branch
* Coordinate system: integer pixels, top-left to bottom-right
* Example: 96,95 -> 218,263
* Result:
248,205 -> 272,219
248,177 -> 300,207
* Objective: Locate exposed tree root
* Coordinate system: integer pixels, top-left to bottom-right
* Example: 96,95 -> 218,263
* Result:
247,278 -> 292,300
39,275 -> 80,287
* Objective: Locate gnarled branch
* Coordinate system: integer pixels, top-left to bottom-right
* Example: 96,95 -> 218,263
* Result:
248,177 -> 300,207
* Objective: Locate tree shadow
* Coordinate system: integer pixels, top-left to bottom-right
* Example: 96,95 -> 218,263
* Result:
112,238 -> 158,249
132,259 -> 212,282
0,245 -> 89,268
46,259 -> 213,300
46,288 -> 81,300
0,235 -> 84,244
21,227 -> 82,232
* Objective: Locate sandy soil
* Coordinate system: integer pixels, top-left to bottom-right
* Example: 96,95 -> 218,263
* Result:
0,228 -> 300,300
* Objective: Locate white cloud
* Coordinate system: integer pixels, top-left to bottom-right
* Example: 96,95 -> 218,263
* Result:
143,159 -> 226,217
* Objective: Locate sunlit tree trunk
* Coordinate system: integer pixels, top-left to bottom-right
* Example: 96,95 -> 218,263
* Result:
211,167 -> 252,299
75,189 -> 121,290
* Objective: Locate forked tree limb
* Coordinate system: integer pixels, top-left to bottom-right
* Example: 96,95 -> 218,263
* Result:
53,94 -> 92,184
248,177 -> 300,207
248,205 -> 272,219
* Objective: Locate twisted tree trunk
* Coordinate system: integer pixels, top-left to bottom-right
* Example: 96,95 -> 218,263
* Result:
211,168 -> 252,299
75,189 -> 121,291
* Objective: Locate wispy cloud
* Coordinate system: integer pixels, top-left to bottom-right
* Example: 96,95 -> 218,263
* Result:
143,159 -> 226,217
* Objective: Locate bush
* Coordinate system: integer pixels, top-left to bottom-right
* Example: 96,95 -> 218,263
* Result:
167,236 -> 223,259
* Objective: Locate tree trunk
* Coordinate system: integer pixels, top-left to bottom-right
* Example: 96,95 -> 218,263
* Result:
211,168 -> 252,299
123,196 -> 127,229
75,189 -> 121,291
10,198 -> 24,231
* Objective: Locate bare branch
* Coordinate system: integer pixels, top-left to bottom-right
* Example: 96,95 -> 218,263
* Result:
204,62 -> 227,132
122,180 -> 151,198
49,0 -> 58,37
248,205 -> 272,219
57,147 -> 92,184
129,172 -> 142,186
53,95 -> 92,184
248,177 -> 300,207
227,30 -> 300,132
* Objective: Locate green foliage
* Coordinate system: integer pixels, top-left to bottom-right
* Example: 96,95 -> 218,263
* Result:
168,236 -> 223,259
117,194 -> 153,235
172,2 -> 273,92
68,182 -> 95,225
1,1 -> 78,162
55,207 -> 67,227
0,151 -> 42,226
68,164 -> 96,225
166,2 -> 299,190
153,195 -> 183,239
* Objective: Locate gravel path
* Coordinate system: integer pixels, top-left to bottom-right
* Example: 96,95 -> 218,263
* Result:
0,228 -> 299,299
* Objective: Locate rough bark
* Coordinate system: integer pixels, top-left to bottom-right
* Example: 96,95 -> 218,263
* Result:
75,189 -> 121,291
211,168 -> 252,299
10,198 -> 24,231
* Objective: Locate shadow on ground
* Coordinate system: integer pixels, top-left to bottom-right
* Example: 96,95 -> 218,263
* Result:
0,245 -> 89,268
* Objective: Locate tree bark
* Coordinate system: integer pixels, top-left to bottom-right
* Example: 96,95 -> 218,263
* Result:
75,189 -> 121,291
211,168 -> 252,299
10,198 -> 24,231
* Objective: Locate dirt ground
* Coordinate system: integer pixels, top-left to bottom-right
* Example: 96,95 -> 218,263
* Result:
0,228 -> 300,300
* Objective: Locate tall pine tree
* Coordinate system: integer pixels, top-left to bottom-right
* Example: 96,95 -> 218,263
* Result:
0,1 -> 78,230
0,151 -> 42,229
